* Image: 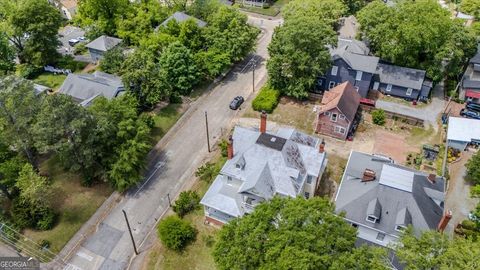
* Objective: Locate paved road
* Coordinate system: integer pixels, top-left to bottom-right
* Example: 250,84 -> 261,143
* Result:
63,15 -> 279,270
376,82 -> 446,130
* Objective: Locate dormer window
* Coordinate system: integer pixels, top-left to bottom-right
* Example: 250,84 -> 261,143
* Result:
395,225 -> 407,232
366,198 -> 381,223
366,215 -> 378,223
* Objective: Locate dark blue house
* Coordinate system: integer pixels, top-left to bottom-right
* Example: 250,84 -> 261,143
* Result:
317,38 -> 432,101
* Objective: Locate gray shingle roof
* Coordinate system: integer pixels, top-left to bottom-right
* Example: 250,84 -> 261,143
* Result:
160,11 -> 207,28
463,79 -> 480,89
335,151 -> 445,238
332,47 -> 379,74
200,126 -> 327,218
58,71 -> 124,104
376,62 -> 427,90
85,35 -> 122,52
470,44 -> 480,64
337,38 -> 370,55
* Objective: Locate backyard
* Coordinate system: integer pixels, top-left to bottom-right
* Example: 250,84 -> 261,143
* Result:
240,0 -> 290,17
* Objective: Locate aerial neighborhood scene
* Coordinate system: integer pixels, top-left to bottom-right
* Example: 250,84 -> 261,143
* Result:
0,0 -> 480,269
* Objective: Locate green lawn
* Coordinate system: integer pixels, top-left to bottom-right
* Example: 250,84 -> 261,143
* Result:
23,157 -> 112,255
33,73 -> 67,90
149,104 -> 184,145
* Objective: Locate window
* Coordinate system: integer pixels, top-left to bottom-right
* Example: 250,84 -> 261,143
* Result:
306,175 -> 313,184
386,84 -> 392,92
376,233 -> 385,241
356,71 -> 363,81
334,126 -> 346,134
324,111 -> 331,116
366,215 -> 377,223
331,66 -> 338,76
373,81 -> 380,90
331,113 -> 338,122
304,192 -> 310,199
395,225 -> 406,232
339,114 -> 346,120
406,88 -> 413,96
328,81 -> 336,89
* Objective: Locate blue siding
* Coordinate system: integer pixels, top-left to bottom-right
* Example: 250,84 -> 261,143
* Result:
376,82 -> 420,100
318,59 -> 372,98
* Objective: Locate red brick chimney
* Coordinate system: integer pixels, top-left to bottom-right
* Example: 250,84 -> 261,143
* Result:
260,111 -> 267,133
227,135 -> 233,160
319,139 -> 325,153
428,173 -> 436,184
437,210 -> 452,232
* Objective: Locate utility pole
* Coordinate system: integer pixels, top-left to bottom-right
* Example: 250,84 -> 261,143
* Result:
122,210 -> 138,255
252,61 -> 256,93
167,193 -> 171,207
205,111 -> 211,152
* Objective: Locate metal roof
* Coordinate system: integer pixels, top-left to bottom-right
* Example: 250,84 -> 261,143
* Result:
379,165 -> 414,192
447,117 -> 480,142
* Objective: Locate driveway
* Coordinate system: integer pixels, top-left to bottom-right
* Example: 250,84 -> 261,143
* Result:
58,26 -> 90,62
445,150 -> 480,234
376,82 -> 446,130
61,15 -> 280,270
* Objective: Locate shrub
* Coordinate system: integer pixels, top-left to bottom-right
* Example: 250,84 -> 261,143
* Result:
195,162 -> 220,183
15,64 -> 41,79
56,55 -> 87,72
73,43 -> 87,55
172,191 -> 200,218
157,216 -> 196,251
252,85 -> 280,113
169,93 -> 183,104
219,139 -> 228,157
371,109 -> 386,125
11,199 -> 56,230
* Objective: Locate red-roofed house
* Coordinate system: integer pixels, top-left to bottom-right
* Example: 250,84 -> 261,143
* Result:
315,81 -> 361,140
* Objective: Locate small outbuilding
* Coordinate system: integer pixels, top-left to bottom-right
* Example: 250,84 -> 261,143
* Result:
85,35 -> 122,63
446,117 -> 480,150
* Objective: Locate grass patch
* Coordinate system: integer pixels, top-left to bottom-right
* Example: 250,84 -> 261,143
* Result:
33,73 -> 67,90
381,96 -> 428,109
149,104 -> 184,145
240,0 -> 290,16
23,156 -> 112,254
406,126 -> 435,146
145,154 -> 226,270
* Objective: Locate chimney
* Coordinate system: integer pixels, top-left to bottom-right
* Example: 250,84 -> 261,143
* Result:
428,173 -> 436,184
260,111 -> 267,133
319,139 -> 325,153
361,169 -> 376,182
437,210 -> 452,232
227,135 -> 233,160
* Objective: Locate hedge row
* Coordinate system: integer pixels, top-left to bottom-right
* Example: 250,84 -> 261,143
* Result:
252,85 -> 280,113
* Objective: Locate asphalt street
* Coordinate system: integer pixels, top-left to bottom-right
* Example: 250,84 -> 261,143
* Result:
63,15 -> 280,270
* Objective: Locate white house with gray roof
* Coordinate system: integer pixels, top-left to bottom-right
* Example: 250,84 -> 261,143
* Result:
85,35 -> 122,63
58,71 -> 124,106
335,151 -> 449,250
201,114 -> 328,225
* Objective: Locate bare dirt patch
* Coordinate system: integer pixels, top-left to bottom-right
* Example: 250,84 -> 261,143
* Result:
373,130 -> 418,164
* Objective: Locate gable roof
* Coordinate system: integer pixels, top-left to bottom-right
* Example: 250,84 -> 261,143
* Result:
58,71 -> 124,105
337,38 -> 370,55
160,11 -> 207,28
335,151 -> 445,243
376,62 -> 427,90
85,35 -> 122,52
330,39 -> 379,74
201,126 -> 327,218
319,81 -> 361,122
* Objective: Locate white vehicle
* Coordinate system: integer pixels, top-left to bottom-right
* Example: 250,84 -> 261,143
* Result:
68,39 -> 80,46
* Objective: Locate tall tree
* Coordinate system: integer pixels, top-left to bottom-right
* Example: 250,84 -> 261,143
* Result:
466,151 -> 480,186
33,94 -> 100,182
0,142 -> 25,200
357,0 -> 477,82
77,0 -> 130,36
460,0 -> 480,20
331,245 -> 390,270
122,49 -> 171,109
213,197 -> 361,270
204,5 -> 259,63
99,47 -> 125,75
341,0 -> 367,15
159,41 -> 199,95
395,229 -> 480,270
15,164 -> 51,207
0,0 -> 62,66
267,16 -> 336,98
187,0 -> 221,21
0,33 -> 15,74
0,76 -> 40,167
282,0 -> 346,26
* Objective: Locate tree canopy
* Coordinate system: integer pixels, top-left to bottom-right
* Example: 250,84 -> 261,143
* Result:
395,229 -> 480,270
460,0 -> 480,20
212,197 -> 376,270
282,0 -> 346,26
357,0 -> 477,81
77,0 -> 130,37
0,33 -> 15,74
267,16 -> 336,99
0,0 -> 62,66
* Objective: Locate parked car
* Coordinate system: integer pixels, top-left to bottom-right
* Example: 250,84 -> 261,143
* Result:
460,109 -> 480,120
466,103 -> 480,113
229,96 -> 244,110
78,36 -> 86,41
68,39 -> 80,46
